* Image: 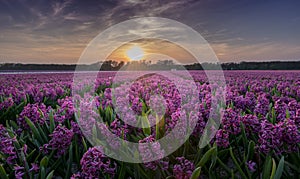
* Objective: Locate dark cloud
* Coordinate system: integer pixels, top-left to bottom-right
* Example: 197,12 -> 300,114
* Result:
0,0 -> 300,63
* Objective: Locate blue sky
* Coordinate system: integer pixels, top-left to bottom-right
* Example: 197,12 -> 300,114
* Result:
0,0 -> 300,64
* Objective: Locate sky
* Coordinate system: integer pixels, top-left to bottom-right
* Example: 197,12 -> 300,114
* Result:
0,0 -> 300,64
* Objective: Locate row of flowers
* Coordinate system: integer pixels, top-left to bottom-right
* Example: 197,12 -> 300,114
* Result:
0,71 -> 299,178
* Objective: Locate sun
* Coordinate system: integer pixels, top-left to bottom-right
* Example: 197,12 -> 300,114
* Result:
126,45 -> 144,61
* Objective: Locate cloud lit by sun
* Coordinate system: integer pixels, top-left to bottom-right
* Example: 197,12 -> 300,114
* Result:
126,45 -> 144,61
106,39 -> 198,64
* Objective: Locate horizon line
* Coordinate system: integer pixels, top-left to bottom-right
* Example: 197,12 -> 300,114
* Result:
1,59 -> 300,66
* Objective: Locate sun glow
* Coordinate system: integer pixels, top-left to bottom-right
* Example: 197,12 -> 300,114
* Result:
126,45 -> 144,61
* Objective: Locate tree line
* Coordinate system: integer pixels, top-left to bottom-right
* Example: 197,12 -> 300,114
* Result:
0,60 -> 300,71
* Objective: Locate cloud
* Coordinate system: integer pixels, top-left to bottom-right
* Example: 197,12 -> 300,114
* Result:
99,0 -> 197,27
211,42 -> 300,62
1,0 -> 300,64
52,0 -> 73,17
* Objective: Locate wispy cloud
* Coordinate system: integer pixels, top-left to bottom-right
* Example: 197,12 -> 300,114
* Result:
99,0 -> 197,26
211,42 -> 300,62
0,0 -> 300,64
52,0 -> 73,17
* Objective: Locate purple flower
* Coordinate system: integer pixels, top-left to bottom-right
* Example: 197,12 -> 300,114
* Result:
166,110 -> 180,131
254,93 -> 269,116
70,173 -> 81,179
75,94 -> 99,137
166,109 -> 192,143
101,88 -> 113,108
18,103 -> 48,130
42,125 -> 74,157
222,108 -> 241,135
281,118 -> 300,152
246,161 -> 256,172
44,88 -> 57,100
139,135 -> 165,163
173,157 -> 195,179
293,109 -> 300,126
274,98 -> 289,121
0,97 -> 14,110
29,163 -> 39,172
57,96 -> 74,115
0,124 -> 17,165
55,86 -> 65,97
258,120 -> 283,154
143,158 -> 169,171
71,121 -> 83,137
14,165 -> 24,179
54,96 -> 74,123
240,114 -> 261,134
287,99 -> 299,117
215,129 -> 230,148
192,113 -> 206,137
97,123 -> 121,150
23,144 -> 28,154
110,119 -> 129,139
127,73 -> 181,116
79,147 -> 116,178
53,113 -> 66,123
233,92 -> 255,111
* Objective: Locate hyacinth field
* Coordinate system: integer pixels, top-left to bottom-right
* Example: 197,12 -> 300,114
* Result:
0,71 -> 300,179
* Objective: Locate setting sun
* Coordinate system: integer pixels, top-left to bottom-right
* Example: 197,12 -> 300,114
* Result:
126,45 -> 144,61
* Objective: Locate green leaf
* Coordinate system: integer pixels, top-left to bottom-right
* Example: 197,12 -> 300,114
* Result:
142,101 -> 147,112
37,124 -> 49,143
196,147 -> 216,167
26,149 -> 37,161
74,136 -> 80,164
229,147 -> 247,179
270,158 -> 277,179
271,107 -> 276,124
49,110 -> 55,133
262,155 -> 272,179
82,137 -> 88,152
274,157 -> 284,179
141,116 -> 151,136
190,167 -> 201,179
240,123 -> 248,149
40,156 -> 49,167
25,117 -> 43,144
65,143 -> 73,179
231,169 -> 235,179
285,109 -> 290,119
246,141 -> 255,161
6,130 -> 21,149
209,145 -> 218,170
155,115 -> 163,140
49,159 -> 63,175
118,162 -> 126,179
105,106 -> 113,123
46,170 -> 55,179
20,150 -> 30,173
0,165 -> 8,179
133,164 -> 140,179
217,157 -> 231,173
41,166 -> 46,179
269,102 -> 273,109
99,105 -> 104,116
9,120 -> 19,130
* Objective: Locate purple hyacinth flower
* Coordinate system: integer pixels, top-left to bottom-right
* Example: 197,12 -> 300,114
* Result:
80,147 -> 116,178
246,160 -> 256,172
42,125 -> 74,157
173,157 -> 195,179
